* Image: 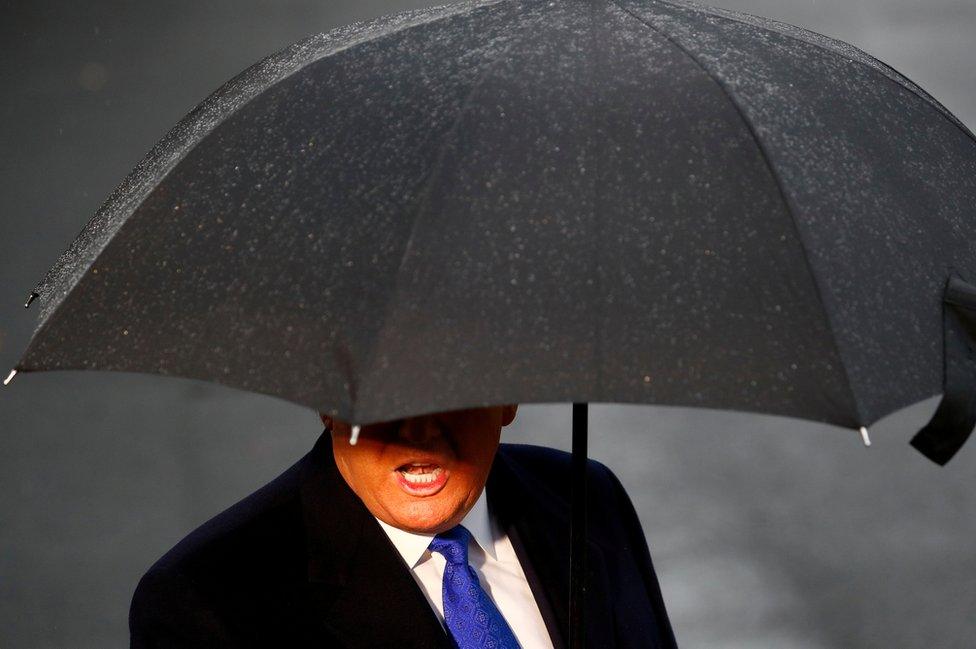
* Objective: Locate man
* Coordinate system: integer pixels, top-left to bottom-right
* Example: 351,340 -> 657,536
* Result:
130,405 -> 678,648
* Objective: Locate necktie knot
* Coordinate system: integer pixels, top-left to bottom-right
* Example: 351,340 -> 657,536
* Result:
428,525 -> 472,566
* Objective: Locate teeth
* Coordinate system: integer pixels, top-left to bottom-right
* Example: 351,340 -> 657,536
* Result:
399,466 -> 443,484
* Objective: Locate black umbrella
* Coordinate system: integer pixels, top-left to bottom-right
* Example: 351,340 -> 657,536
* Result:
8,0 -> 976,644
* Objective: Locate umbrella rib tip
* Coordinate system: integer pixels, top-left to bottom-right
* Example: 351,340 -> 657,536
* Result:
24,292 -> 38,309
3,369 -> 17,386
858,426 -> 871,447
349,424 -> 360,446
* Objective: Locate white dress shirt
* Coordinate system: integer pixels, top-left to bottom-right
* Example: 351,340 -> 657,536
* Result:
375,488 -> 555,648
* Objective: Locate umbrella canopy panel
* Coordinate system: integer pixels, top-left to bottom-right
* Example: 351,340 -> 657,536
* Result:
19,0 -> 976,429
617,0 -> 976,431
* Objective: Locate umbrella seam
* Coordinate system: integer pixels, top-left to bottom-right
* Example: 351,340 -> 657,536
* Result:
21,0 -> 518,362
610,0 -> 865,427
587,0 -> 609,401
354,0 -> 544,421
646,0 -> 976,146
79,1 -> 504,416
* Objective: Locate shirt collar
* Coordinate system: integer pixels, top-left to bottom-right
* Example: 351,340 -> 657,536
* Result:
375,486 -> 496,569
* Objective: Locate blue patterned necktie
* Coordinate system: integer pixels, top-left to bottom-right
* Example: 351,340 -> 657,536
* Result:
428,525 -> 521,649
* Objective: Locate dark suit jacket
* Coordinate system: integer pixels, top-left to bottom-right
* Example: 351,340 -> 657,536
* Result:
130,433 -> 678,648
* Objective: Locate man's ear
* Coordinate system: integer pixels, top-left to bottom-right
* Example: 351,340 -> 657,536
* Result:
501,404 -> 518,427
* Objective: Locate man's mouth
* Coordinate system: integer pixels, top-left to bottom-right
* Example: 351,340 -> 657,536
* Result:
394,462 -> 448,496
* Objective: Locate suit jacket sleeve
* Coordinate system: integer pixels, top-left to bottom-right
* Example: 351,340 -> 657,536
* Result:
129,566 -> 237,649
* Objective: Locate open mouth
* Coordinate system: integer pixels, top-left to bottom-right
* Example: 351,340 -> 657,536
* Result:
394,462 -> 448,495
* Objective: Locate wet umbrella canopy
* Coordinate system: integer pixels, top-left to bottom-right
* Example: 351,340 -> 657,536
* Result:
8,0 -> 976,642
14,0 -> 976,457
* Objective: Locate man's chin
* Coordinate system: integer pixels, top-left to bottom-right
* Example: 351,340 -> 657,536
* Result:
384,500 -> 466,535
396,520 -> 462,535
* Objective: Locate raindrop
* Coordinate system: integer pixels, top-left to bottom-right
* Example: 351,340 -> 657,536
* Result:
78,62 -> 109,91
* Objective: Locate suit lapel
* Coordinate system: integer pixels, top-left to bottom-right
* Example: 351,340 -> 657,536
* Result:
487,446 -> 614,649
298,433 -> 452,649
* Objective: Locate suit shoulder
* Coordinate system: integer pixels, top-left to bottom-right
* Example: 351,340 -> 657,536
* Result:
138,452 -> 308,587
497,442 -> 616,477
130,447 -> 327,646
496,443 -> 616,486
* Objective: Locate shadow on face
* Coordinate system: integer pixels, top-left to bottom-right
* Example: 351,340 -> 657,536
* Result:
321,405 -> 518,534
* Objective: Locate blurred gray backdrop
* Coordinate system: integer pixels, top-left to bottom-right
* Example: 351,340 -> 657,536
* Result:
1,0 -> 974,647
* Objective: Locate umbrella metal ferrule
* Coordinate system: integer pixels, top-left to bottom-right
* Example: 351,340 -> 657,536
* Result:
350,424 -> 360,445
3,369 -> 17,386
24,292 -> 38,309
859,426 -> 871,447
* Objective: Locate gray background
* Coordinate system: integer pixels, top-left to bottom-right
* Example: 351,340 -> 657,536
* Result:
1,0 -> 973,647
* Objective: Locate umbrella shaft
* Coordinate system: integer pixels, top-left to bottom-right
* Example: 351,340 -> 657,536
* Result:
570,402 -> 588,648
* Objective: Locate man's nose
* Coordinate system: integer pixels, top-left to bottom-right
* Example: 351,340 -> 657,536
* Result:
397,416 -> 442,444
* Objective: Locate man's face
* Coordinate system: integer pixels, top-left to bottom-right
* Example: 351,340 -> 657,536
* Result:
324,405 -> 518,534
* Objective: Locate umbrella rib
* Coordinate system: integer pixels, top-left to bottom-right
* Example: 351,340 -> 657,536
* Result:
354,5 -> 542,420
17,0 -> 524,385
25,0 -> 518,329
610,0 -> 865,427
587,1 -> 610,402
385,32 -> 533,281
647,0 -> 976,146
